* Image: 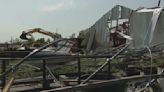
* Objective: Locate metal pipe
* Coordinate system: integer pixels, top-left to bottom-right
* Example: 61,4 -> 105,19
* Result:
42,60 -> 49,89
0,39 -> 68,92
137,69 -> 164,92
0,39 -> 68,79
108,61 -> 111,78
77,55 -> 81,84
158,0 -> 161,7
81,44 -> 129,84
2,76 -> 15,92
1,60 -> 6,89
46,66 -> 65,87
42,73 -> 164,92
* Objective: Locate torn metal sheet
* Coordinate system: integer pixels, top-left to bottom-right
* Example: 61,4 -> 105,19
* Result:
79,5 -> 132,53
144,8 -> 163,46
129,7 -> 164,49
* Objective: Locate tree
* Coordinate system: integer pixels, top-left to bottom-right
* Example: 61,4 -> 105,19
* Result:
36,38 -> 46,44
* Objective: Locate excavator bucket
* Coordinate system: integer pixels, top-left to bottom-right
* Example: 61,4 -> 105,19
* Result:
20,32 -> 28,40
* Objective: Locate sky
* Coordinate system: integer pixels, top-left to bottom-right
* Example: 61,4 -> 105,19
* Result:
0,0 -> 163,42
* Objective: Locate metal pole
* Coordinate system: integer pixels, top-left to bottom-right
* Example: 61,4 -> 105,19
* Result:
0,39 -> 68,79
158,0 -> 161,7
42,60 -> 49,89
77,56 -> 81,84
2,76 -> 14,92
108,61 -> 111,78
45,66 -> 65,87
81,44 -> 129,84
1,60 -> 6,90
116,19 -> 119,28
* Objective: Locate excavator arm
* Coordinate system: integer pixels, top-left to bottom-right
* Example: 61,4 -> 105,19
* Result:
20,28 -> 61,40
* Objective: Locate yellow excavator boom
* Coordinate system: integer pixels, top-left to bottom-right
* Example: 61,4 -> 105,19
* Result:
20,28 -> 61,40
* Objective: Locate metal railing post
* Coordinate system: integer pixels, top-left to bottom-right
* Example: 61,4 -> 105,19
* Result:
77,55 -> 81,84
42,60 -> 49,89
1,60 -> 6,90
108,61 -> 111,78
81,44 -> 129,84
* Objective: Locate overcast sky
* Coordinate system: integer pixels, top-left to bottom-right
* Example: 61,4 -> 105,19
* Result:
0,0 -> 162,42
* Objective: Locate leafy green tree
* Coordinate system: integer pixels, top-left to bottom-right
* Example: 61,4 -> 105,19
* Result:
46,38 -> 51,43
36,38 -> 46,44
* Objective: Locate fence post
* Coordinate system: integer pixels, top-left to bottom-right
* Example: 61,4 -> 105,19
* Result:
77,55 -> 81,84
1,60 -> 6,90
42,60 -> 49,89
108,61 -> 111,78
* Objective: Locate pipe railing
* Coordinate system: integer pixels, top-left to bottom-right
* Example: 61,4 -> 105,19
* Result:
1,40 -> 164,91
0,38 -> 68,92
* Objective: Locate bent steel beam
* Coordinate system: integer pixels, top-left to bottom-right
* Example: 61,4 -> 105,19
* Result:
1,39 -> 68,92
81,44 -> 129,84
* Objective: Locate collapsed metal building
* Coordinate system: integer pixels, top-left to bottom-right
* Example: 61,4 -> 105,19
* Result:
79,5 -> 132,53
80,5 -> 164,52
1,5 -> 164,92
129,7 -> 164,49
